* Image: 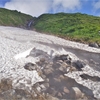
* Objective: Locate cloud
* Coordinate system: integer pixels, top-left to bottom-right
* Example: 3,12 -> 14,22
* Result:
93,0 -> 100,10
4,0 -> 51,17
4,0 -> 82,17
52,0 -> 81,13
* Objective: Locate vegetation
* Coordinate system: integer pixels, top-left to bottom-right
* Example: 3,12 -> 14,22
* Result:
0,8 -> 33,28
0,8 -> 100,44
33,13 -> 100,43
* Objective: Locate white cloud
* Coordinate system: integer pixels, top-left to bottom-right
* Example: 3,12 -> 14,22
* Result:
52,0 -> 81,12
4,0 -> 51,16
4,0 -> 82,16
93,0 -> 100,10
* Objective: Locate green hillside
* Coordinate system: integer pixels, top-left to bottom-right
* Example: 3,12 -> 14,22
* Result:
0,8 -> 33,28
33,13 -> 100,43
0,8 -> 100,44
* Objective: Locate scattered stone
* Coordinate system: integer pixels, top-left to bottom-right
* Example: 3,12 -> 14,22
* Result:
89,43 -> 99,48
80,74 -> 100,82
59,67 -> 64,72
51,89 -> 58,97
57,92 -> 62,97
36,86 -> 41,92
63,87 -> 69,94
46,94 -> 59,100
59,75 -> 65,80
45,78 -> 49,82
68,66 -> 78,72
54,78 -> 61,82
55,54 -> 71,62
73,60 -> 86,70
0,78 -> 12,91
22,97 -> 26,100
41,74 -> 46,79
72,87 -> 82,99
24,63 -> 37,71
36,68 -> 43,76
17,94 -> 22,99
61,62 -> 68,68
43,82 -> 49,88
40,58 -> 46,62
26,80 -> 31,84
43,67 -> 54,75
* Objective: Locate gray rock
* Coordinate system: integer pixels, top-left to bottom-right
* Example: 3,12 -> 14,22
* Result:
89,43 -> 99,48
54,54 -> 71,62
54,78 -> 61,82
24,63 -> 37,71
59,75 -> 65,80
73,60 -> 86,70
43,82 -> 49,88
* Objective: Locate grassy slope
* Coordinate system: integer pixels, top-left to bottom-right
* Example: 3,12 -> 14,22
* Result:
0,8 -> 100,44
33,13 -> 100,43
0,8 -> 33,28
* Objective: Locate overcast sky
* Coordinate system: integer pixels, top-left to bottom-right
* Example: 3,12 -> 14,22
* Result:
0,0 -> 100,17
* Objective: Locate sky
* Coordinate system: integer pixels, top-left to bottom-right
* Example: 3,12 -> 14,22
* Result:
0,0 -> 100,17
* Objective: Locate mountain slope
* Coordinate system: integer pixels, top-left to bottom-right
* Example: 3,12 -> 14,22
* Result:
33,13 -> 100,43
0,8 -> 100,44
0,8 -> 34,28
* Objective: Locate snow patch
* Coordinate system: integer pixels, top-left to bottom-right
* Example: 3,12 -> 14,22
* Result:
14,47 -> 34,60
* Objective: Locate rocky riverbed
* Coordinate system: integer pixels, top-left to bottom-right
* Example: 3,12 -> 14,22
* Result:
0,26 -> 100,100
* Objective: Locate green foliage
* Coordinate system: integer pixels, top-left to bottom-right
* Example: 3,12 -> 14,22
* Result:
33,13 -> 100,43
0,8 -> 100,44
0,8 -> 33,27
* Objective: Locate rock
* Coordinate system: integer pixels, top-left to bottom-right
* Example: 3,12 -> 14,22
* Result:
59,67 -> 64,72
46,94 -> 59,100
67,66 -> 78,72
57,92 -> 62,97
45,78 -> 49,82
24,63 -> 37,71
61,62 -> 68,68
22,97 -> 26,100
43,83 -> 49,88
54,78 -> 61,82
0,78 -> 12,91
36,86 -> 41,92
72,87 -> 82,99
17,95 -> 22,99
40,58 -> 46,62
54,54 -> 71,62
36,68 -> 43,76
89,43 -> 99,48
63,87 -> 69,94
73,60 -> 86,70
41,74 -> 46,79
43,67 -> 53,75
59,75 -> 65,80
98,44 -> 100,47
51,89 -> 57,96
